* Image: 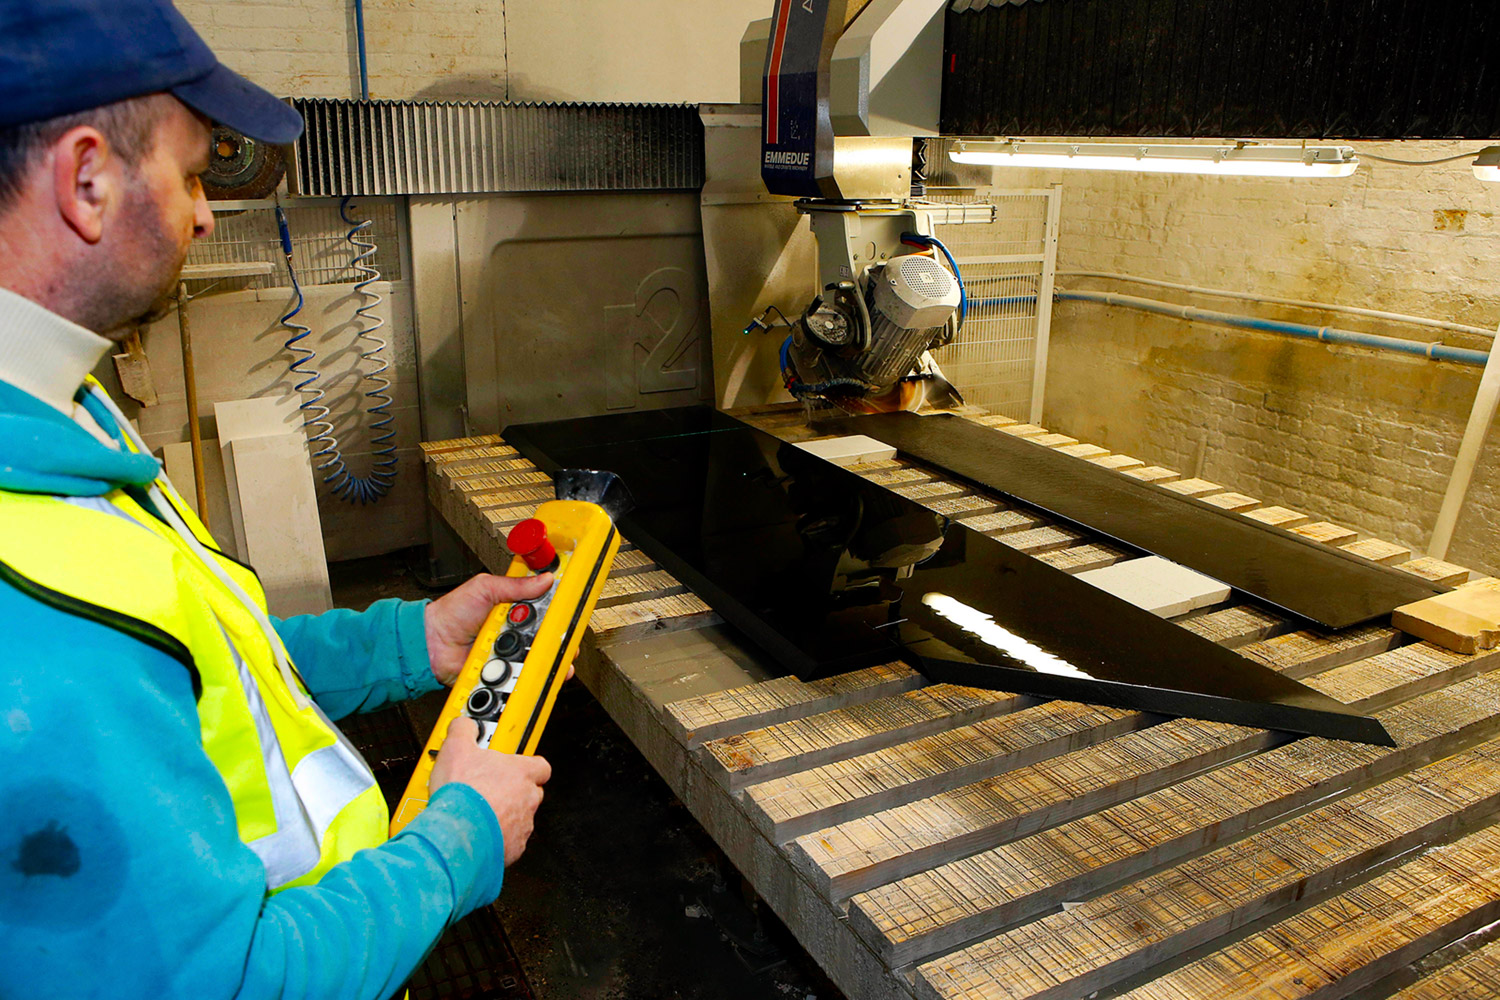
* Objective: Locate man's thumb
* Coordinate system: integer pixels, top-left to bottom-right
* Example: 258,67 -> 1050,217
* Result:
446,715 -> 481,750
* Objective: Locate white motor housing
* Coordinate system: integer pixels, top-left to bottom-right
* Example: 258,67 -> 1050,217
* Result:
873,253 -> 960,329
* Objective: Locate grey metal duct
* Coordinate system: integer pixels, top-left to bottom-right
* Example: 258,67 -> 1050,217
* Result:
289,99 -> 705,197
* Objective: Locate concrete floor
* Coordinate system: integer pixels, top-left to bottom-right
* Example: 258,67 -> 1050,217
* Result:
330,552 -> 843,1000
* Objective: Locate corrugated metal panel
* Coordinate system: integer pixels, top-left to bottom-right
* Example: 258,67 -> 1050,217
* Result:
290,99 -> 705,197
941,0 -> 1500,139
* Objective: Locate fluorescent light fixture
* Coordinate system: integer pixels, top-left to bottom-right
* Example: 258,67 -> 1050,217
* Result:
950,140 -> 1360,178
1473,146 -> 1500,182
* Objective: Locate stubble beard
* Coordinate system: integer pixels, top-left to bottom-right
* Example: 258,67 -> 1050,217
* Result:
89,181 -> 191,341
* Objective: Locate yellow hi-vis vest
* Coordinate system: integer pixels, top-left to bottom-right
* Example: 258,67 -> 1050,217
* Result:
0,475 -> 388,891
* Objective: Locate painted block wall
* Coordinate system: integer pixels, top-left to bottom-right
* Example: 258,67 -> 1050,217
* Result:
174,0 -> 772,103
964,141 -> 1499,577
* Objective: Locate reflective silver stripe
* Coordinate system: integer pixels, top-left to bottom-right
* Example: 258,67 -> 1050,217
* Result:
63,494 -> 377,888
224,625 -> 323,887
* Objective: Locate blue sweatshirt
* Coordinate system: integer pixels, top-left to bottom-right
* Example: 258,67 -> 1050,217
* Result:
0,380 -> 506,999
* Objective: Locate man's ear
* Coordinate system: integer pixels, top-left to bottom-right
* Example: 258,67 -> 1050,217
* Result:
51,126 -> 115,245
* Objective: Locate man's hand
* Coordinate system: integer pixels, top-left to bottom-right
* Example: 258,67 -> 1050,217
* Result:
424,573 -> 552,687
430,716 -> 552,866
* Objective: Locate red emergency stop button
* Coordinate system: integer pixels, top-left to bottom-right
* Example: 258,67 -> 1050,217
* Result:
508,603 -> 533,625
507,518 -> 556,571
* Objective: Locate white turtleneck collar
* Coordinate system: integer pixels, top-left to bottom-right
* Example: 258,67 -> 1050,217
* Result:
0,285 -> 113,415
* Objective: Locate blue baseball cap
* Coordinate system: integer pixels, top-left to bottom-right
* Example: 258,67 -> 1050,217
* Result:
0,0 -> 303,143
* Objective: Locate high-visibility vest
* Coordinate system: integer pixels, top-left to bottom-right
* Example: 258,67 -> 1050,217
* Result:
0,473 -> 387,890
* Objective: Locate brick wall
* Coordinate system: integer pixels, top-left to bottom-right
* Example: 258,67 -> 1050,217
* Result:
963,141 -> 1499,576
176,0 -> 770,102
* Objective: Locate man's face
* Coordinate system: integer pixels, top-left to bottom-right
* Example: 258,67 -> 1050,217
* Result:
97,100 -> 214,335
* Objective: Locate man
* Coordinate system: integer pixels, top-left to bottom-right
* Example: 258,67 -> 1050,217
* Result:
0,2 -> 556,996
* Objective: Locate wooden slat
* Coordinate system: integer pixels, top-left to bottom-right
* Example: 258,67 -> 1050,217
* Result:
662,662 -> 924,749
1291,520 -> 1360,546
1027,432 -> 1078,448
452,470 -> 553,494
588,592 -> 721,642
1341,537 -> 1413,565
788,717 -> 1281,900
440,456 -> 537,479
911,738 -> 1500,1000
891,481 -> 968,502
851,674 -> 1500,966
1175,604 -> 1291,648
1237,624 -> 1405,679
419,433 -> 506,456
1243,505 -> 1310,528
1160,477 -> 1222,497
1399,555 -> 1472,587
1035,542 -> 1134,574
1121,465 -> 1180,483
1000,423 -> 1049,437
1198,491 -> 1260,511
740,701 -> 1153,841
1387,936 -> 1500,1000
1053,442 -> 1109,459
470,484 -> 554,510
1088,453 -> 1146,470
1304,642 -> 1500,712
972,413 -> 1018,427
1103,821 -> 1500,1000
923,494 -> 1003,517
957,510 -> 1046,536
698,685 -> 1031,791
992,525 -> 1089,554
595,569 -> 687,608
856,466 -> 941,487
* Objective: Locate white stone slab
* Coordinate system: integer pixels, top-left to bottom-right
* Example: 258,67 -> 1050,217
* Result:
794,434 -> 899,467
1077,555 -> 1232,618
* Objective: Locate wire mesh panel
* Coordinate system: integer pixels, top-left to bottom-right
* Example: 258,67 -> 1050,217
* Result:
926,185 -> 1060,420
184,198 -> 404,291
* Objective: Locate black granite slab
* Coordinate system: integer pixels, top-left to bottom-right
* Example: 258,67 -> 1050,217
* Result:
817,411 -> 1441,629
505,407 -> 1393,746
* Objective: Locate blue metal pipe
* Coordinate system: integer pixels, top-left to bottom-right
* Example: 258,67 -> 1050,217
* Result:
966,290 -> 1490,367
353,0 -> 369,100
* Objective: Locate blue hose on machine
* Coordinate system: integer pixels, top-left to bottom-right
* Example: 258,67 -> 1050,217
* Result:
275,202 -> 397,505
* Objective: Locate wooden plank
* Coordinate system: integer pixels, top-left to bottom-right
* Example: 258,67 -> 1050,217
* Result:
923,494 -> 1003,517
1341,537 -> 1413,565
844,458 -> 906,474
1088,453 -> 1145,471
423,443 -> 518,465
740,701 -> 1154,842
469,484 -> 554,510
788,717 -> 1281,901
1386,937 -> 1500,1000
1101,821 -> 1500,1000
418,433 -> 506,457
596,569 -> 688,608
1160,477 -> 1222,497
1304,642 -> 1500,712
1244,505 -> 1310,528
697,685 -> 1031,791
1053,442 -> 1109,459
1291,520 -> 1360,546
452,469 -> 553,494
1237,624 -> 1406,679
589,593 -> 722,642
1175,604 -> 1292,648
999,423 -> 1049,437
440,456 -> 537,479
1199,491 -> 1260,511
1398,556 -> 1472,587
858,466 -> 942,487
1027,432 -> 1079,448
851,673 -> 1500,966
992,525 -> 1089,554
1121,465 -> 1181,483
662,662 -> 925,749
891,481 -> 968,502
1034,541 -> 1134,574
1394,579 -> 1500,654
911,739 -> 1500,1000
973,413 -> 1018,427
957,509 -> 1046,536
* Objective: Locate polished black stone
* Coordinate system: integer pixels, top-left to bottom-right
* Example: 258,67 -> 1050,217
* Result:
818,411 -> 1441,630
506,407 -> 1393,746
